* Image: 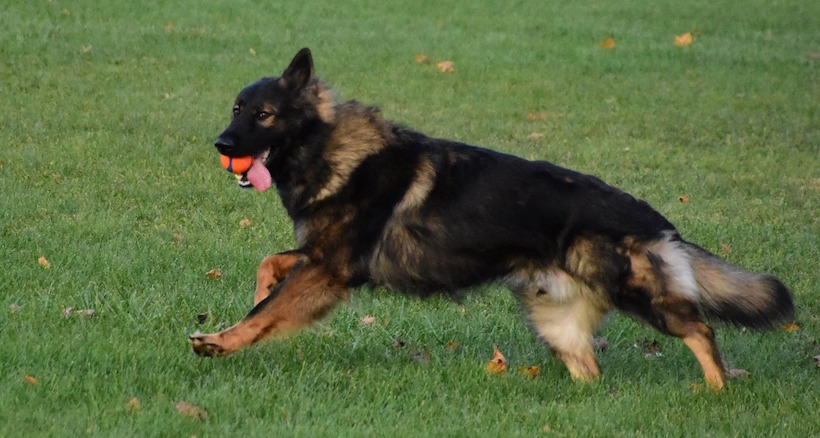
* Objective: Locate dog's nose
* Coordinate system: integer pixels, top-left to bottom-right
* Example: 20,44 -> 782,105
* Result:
215,135 -> 234,153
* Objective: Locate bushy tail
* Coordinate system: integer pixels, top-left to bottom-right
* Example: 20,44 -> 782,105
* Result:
683,242 -> 794,328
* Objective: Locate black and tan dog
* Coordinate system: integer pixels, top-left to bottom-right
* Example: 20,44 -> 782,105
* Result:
190,48 -> 794,390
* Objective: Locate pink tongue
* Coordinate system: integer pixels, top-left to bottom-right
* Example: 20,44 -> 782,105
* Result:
246,158 -> 272,192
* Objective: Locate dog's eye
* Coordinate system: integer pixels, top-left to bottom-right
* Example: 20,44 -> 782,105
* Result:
257,111 -> 272,120
232,106 -> 240,117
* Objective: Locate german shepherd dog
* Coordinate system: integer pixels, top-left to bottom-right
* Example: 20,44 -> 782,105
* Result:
190,48 -> 794,390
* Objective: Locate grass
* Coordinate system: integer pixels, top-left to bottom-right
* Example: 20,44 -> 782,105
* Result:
1,0 -> 818,436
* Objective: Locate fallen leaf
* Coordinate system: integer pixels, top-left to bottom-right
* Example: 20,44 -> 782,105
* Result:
527,132 -> 545,140
172,233 -> 184,244
24,374 -> 39,385
9,303 -> 20,313
126,397 -> 141,413
205,269 -> 222,280
361,315 -> 376,325
164,22 -> 175,33
518,365 -> 541,378
62,307 -> 74,318
635,338 -> 663,357
446,340 -> 459,351
38,256 -> 51,269
674,32 -> 693,47
678,195 -> 690,203
436,60 -> 455,73
599,37 -> 615,49
415,54 -> 430,64
410,348 -> 431,364
176,401 -> 207,421
728,368 -> 751,379
719,243 -> 732,257
782,322 -> 800,332
239,218 -> 252,228
527,112 -> 547,121
74,308 -> 95,318
813,355 -> 820,367
485,345 -> 508,374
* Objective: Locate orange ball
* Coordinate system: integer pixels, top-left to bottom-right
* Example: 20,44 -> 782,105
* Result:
220,154 -> 253,174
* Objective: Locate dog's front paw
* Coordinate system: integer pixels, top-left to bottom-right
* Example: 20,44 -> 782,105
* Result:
189,331 -> 229,357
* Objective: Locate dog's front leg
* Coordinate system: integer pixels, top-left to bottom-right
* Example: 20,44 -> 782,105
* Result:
189,262 -> 349,357
254,251 -> 302,305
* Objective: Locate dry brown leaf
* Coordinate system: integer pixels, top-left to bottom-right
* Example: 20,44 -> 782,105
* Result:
38,256 -> 51,269
782,322 -> 800,332
527,112 -> 547,121
678,195 -> 690,203
205,269 -> 222,280
436,60 -> 455,73
24,374 -> 39,385
527,132 -> 545,140
485,345 -> 508,374
74,308 -> 95,317
361,315 -> 376,325
176,401 -> 207,421
446,340 -> 459,351
415,54 -> 430,64
126,397 -> 141,413
518,365 -> 541,378
675,32 -> 693,47
239,218 -> 252,228
599,37 -> 615,49
719,243 -> 732,257
9,303 -> 20,313
410,348 -> 431,364
635,338 -> 662,357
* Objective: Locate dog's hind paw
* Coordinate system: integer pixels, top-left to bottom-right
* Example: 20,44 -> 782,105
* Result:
189,332 -> 228,357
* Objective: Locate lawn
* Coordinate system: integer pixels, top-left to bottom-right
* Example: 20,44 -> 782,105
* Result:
1,0 -> 818,436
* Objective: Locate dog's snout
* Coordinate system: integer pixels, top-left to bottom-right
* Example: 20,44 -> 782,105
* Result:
215,135 -> 235,154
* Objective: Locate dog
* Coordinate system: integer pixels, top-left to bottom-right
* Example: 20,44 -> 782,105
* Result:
190,47 -> 794,390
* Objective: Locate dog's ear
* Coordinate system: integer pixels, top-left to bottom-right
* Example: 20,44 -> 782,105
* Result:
282,48 -> 313,90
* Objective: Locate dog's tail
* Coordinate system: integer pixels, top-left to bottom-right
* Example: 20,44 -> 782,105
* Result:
678,241 -> 794,328
631,234 -> 794,328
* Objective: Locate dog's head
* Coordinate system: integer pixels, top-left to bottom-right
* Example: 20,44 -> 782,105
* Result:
214,47 -> 334,191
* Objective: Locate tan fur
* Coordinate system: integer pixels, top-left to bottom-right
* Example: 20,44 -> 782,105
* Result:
368,158 -> 439,288
310,104 -> 392,203
254,253 -> 301,305
309,80 -> 336,123
516,273 -> 609,381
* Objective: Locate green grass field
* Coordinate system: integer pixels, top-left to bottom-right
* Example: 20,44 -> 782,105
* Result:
1,0 -> 818,436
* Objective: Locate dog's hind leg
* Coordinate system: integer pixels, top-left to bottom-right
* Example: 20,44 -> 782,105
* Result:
515,270 -> 609,382
190,262 -> 348,357
650,295 -> 726,390
530,296 -> 608,381
254,252 -> 301,305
